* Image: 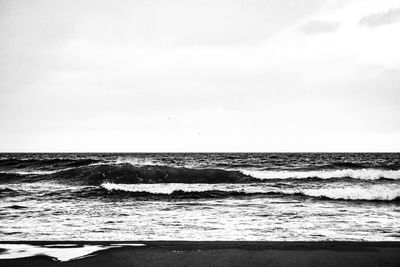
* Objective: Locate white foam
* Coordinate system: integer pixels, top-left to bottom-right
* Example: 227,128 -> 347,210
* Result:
111,243 -> 146,247
101,182 -> 262,194
0,183 -> 96,193
0,244 -> 109,262
297,185 -> 400,201
115,157 -> 161,166
0,169 -> 72,175
100,182 -> 400,201
0,243 -> 145,262
241,169 -> 400,180
43,244 -> 80,247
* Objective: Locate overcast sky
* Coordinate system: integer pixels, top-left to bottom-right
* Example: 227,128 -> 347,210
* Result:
1,0 -> 399,152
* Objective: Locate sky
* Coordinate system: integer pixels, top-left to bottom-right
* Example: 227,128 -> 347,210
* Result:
0,0 -> 399,152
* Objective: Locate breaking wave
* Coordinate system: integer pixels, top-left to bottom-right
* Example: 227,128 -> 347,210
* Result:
241,169 -> 400,180
294,186 -> 400,201
4,164 -> 400,186
114,157 -> 163,166
29,164 -> 257,185
2,180 -> 400,202
100,182 -> 400,202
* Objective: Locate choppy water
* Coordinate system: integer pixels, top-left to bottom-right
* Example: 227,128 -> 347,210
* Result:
1,153 -> 399,241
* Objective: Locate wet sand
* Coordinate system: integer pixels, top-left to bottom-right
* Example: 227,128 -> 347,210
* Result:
1,241 -> 400,267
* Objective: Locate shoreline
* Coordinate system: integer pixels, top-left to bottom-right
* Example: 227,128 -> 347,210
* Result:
1,241 -> 400,266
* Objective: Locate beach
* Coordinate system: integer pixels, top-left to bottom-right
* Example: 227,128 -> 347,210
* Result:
1,153 -> 399,266
1,241 -> 400,267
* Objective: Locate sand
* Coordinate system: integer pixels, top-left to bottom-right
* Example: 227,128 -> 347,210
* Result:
1,241 -> 400,267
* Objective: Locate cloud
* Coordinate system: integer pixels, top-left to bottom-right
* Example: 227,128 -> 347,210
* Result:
299,20 -> 339,34
1,0 -> 400,151
359,7 -> 400,27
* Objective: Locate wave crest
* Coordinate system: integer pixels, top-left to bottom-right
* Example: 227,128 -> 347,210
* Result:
241,169 -> 400,180
43,164 -> 256,185
100,182 -> 400,202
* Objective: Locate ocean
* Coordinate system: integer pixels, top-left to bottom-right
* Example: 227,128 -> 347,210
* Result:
0,153 -> 399,241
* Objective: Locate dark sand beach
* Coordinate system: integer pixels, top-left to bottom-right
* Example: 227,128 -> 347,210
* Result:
1,241 -> 400,267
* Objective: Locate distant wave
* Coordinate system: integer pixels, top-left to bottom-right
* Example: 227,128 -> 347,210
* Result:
0,158 -> 99,167
115,157 -> 163,166
100,182 -> 400,202
289,162 -> 399,171
115,158 -> 399,171
241,169 -> 400,180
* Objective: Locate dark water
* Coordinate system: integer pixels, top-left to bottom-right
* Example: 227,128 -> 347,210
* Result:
1,153 -> 399,240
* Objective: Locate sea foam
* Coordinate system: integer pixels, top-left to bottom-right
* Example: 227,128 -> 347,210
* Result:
241,169 -> 400,180
100,182 -> 400,201
0,244 -> 145,262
